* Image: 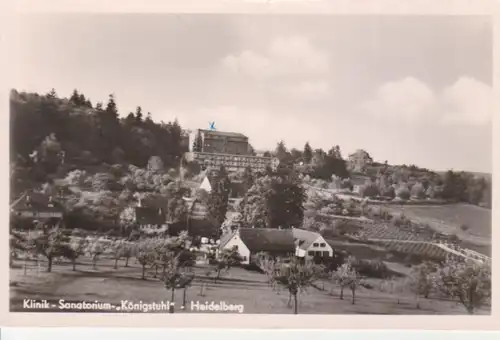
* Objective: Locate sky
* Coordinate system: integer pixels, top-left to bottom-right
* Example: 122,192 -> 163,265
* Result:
8,14 -> 493,173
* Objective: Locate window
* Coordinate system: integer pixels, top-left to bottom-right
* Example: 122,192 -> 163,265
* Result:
313,243 -> 319,247
242,256 -> 247,261
308,251 -> 314,256
320,243 -> 326,247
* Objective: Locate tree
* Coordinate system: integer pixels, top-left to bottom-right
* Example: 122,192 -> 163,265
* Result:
411,182 -> 426,199
192,130 -> 203,152
10,231 -> 28,267
208,246 -> 242,283
426,186 -> 436,199
407,262 -> 437,308
347,149 -> 373,173
70,89 -> 81,106
11,89 -> 186,170
333,261 -> 359,303
148,156 -> 164,172
28,226 -> 67,273
63,237 -> 87,271
241,170 -> 305,229
36,133 -> 62,173
272,258 -> 317,314
442,170 -> 467,202
163,253 -> 195,313
207,165 -> 231,228
311,153 -> 349,180
275,141 -> 289,163
359,181 -> 380,198
303,142 -> 313,164
334,145 -> 342,159
135,239 -> 155,279
163,254 -> 182,312
242,166 -> 254,192
46,88 -> 57,98
395,183 -> 411,200
111,239 -> 126,269
435,258 -> 491,314
86,237 -> 108,270
121,242 -> 134,267
105,94 -> 118,117
135,106 -> 143,123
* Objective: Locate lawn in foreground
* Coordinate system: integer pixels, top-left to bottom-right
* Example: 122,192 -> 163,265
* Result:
10,256 -> 489,315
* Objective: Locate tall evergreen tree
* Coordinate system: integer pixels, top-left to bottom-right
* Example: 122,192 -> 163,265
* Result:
105,94 -> 118,118
242,166 -> 254,192
135,106 -> 143,123
192,130 -> 203,152
46,88 -> 57,99
334,145 -> 342,159
70,89 -> 80,105
78,94 -> 86,106
207,165 -> 231,230
275,140 -> 289,162
303,142 -> 312,164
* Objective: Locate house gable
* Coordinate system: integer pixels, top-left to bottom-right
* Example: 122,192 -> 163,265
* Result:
200,177 -> 212,193
221,233 -> 251,264
304,235 -> 333,255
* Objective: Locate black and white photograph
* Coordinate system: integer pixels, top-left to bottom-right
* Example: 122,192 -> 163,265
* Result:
8,10 -> 492,316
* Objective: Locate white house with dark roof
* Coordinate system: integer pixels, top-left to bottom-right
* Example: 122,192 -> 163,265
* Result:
219,228 -> 296,265
292,228 -> 334,260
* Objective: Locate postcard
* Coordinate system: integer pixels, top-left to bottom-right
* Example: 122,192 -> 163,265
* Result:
2,0 -> 497,329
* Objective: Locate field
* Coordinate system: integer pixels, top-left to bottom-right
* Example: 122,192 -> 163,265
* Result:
385,204 -> 491,245
352,222 -> 433,242
9,255 -> 490,315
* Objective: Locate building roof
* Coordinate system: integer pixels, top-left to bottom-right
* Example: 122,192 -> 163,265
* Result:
292,228 -> 322,250
200,129 -> 248,139
10,191 -> 65,213
135,206 -> 165,225
168,218 -> 219,238
225,228 -> 295,253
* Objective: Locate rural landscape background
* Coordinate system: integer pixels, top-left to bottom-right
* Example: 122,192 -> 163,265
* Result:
9,14 -> 492,315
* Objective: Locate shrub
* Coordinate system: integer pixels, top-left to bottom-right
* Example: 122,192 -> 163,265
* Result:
350,258 -> 390,279
392,213 -> 410,227
411,182 -> 426,199
360,184 -> 379,198
381,186 -> 396,199
396,184 -> 411,200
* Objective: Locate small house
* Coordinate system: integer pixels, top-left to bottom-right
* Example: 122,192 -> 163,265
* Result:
292,228 -> 334,260
219,228 -> 296,265
10,192 -> 65,228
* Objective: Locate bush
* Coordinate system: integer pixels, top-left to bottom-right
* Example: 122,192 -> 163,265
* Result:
392,213 -> 410,227
360,184 -> 379,198
381,186 -> 396,199
351,259 -> 390,279
395,185 -> 410,200
411,182 -> 426,199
